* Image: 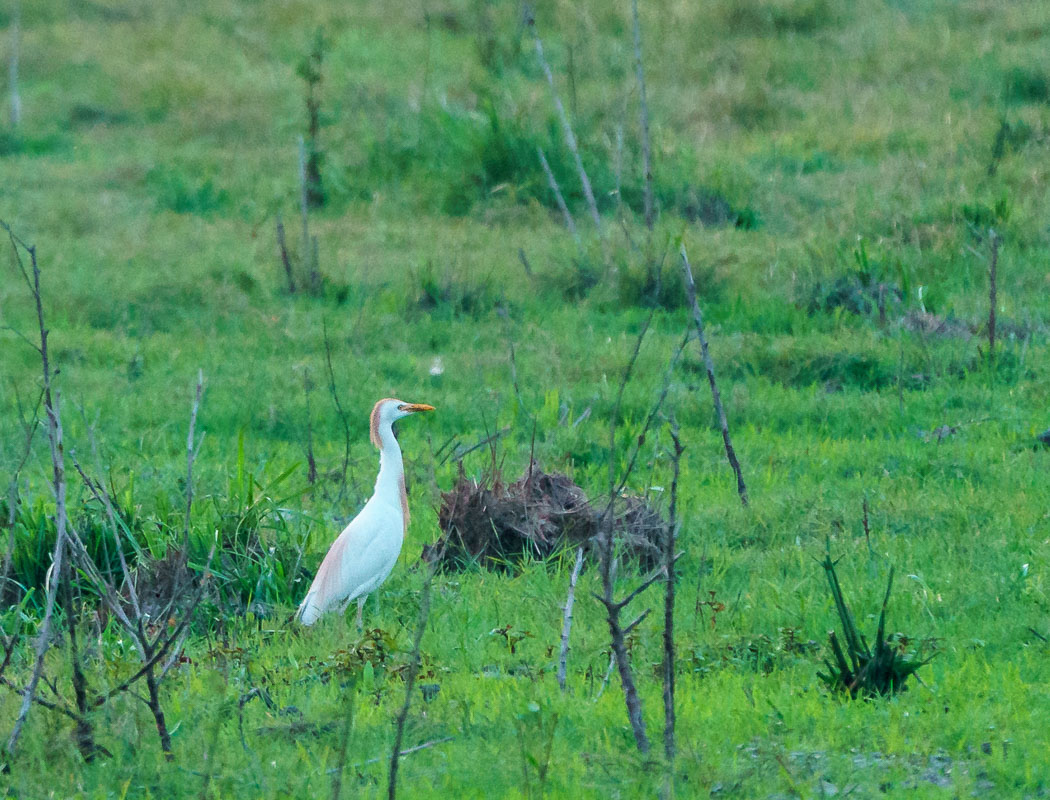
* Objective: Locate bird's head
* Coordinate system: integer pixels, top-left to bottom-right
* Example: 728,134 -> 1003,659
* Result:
370,398 -> 435,448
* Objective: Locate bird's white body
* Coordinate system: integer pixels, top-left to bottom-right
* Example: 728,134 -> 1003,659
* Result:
296,398 -> 432,626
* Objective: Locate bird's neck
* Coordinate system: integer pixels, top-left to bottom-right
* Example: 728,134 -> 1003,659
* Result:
373,424 -> 407,523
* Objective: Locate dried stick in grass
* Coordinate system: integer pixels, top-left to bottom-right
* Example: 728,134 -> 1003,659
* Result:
987,229 -> 999,367
276,212 -> 297,293
663,420 -> 684,766
298,136 -> 322,292
66,373 -> 211,759
387,540 -> 445,800
2,223 -> 70,757
631,0 -> 654,235
595,312 -> 655,754
329,690 -> 355,800
183,369 -> 203,553
590,319 -> 690,754
517,248 -> 534,278
526,9 -> 602,236
303,369 -> 318,485
59,560 -> 106,761
680,244 -> 749,507
537,146 -> 580,241
322,318 -> 353,500
557,546 -> 585,691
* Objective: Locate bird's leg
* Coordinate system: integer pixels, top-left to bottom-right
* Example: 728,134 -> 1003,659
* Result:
356,596 -> 366,631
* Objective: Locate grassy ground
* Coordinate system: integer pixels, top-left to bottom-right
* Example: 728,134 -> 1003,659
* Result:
2,0 -> 1050,796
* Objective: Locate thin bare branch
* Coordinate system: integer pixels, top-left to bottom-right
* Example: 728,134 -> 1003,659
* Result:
1,676 -> 84,724
596,312 -> 657,755
526,9 -> 602,236
328,689 -> 355,800
612,330 -> 690,500
517,248 -> 533,278
3,225 -> 70,756
604,552 -> 682,613
557,546 -> 585,691
631,0 -> 654,235
388,540 -> 446,800
184,370 -> 203,552
537,146 -> 579,241
443,426 -> 511,466
663,419 -> 684,766
680,244 -> 749,507
276,212 -> 297,293
70,453 -> 142,622
623,607 -> 651,635
322,318 -> 353,500
90,542 -> 215,710
987,229 -> 999,367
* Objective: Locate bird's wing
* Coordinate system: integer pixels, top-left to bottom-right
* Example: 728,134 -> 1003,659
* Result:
296,503 -> 401,624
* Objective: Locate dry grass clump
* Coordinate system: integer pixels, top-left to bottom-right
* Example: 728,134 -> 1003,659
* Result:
435,463 -> 665,570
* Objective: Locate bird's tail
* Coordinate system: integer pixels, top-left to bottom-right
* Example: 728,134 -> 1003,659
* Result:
295,592 -> 321,626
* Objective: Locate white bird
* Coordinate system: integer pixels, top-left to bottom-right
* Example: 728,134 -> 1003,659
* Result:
296,398 -> 435,627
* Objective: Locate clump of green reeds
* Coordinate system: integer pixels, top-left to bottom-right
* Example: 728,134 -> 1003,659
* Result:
818,545 -> 935,698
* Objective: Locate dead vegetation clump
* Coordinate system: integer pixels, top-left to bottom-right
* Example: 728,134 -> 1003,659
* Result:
128,547 -> 199,620
435,463 -> 665,570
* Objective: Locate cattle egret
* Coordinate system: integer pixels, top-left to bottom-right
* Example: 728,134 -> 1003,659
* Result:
296,398 -> 435,626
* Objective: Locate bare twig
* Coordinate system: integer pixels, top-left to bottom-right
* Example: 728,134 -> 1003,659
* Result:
322,318 -> 353,500
623,607 -> 651,635
680,244 -> 749,507
303,369 -> 318,485
861,495 -> 871,551
2,223 -> 70,757
537,146 -> 579,241
388,539 -> 446,800
631,0 -> 654,235
601,553 -> 682,614
337,736 -> 454,770
596,313 -> 655,755
612,329 -> 689,500
517,247 -> 534,278
557,546 -> 585,692
329,690 -> 355,800
506,336 -> 532,422
276,213 -> 297,293
592,318 -> 688,756
297,136 -> 322,292
663,419 -> 684,766
442,426 -> 511,466
184,370 -> 203,553
60,559 -> 102,761
987,229 -> 999,367
526,9 -> 602,236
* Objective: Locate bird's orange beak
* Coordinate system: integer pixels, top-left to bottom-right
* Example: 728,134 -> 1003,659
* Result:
398,402 -> 435,413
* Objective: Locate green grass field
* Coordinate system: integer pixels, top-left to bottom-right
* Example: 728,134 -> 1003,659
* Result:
3,0 -> 1050,796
